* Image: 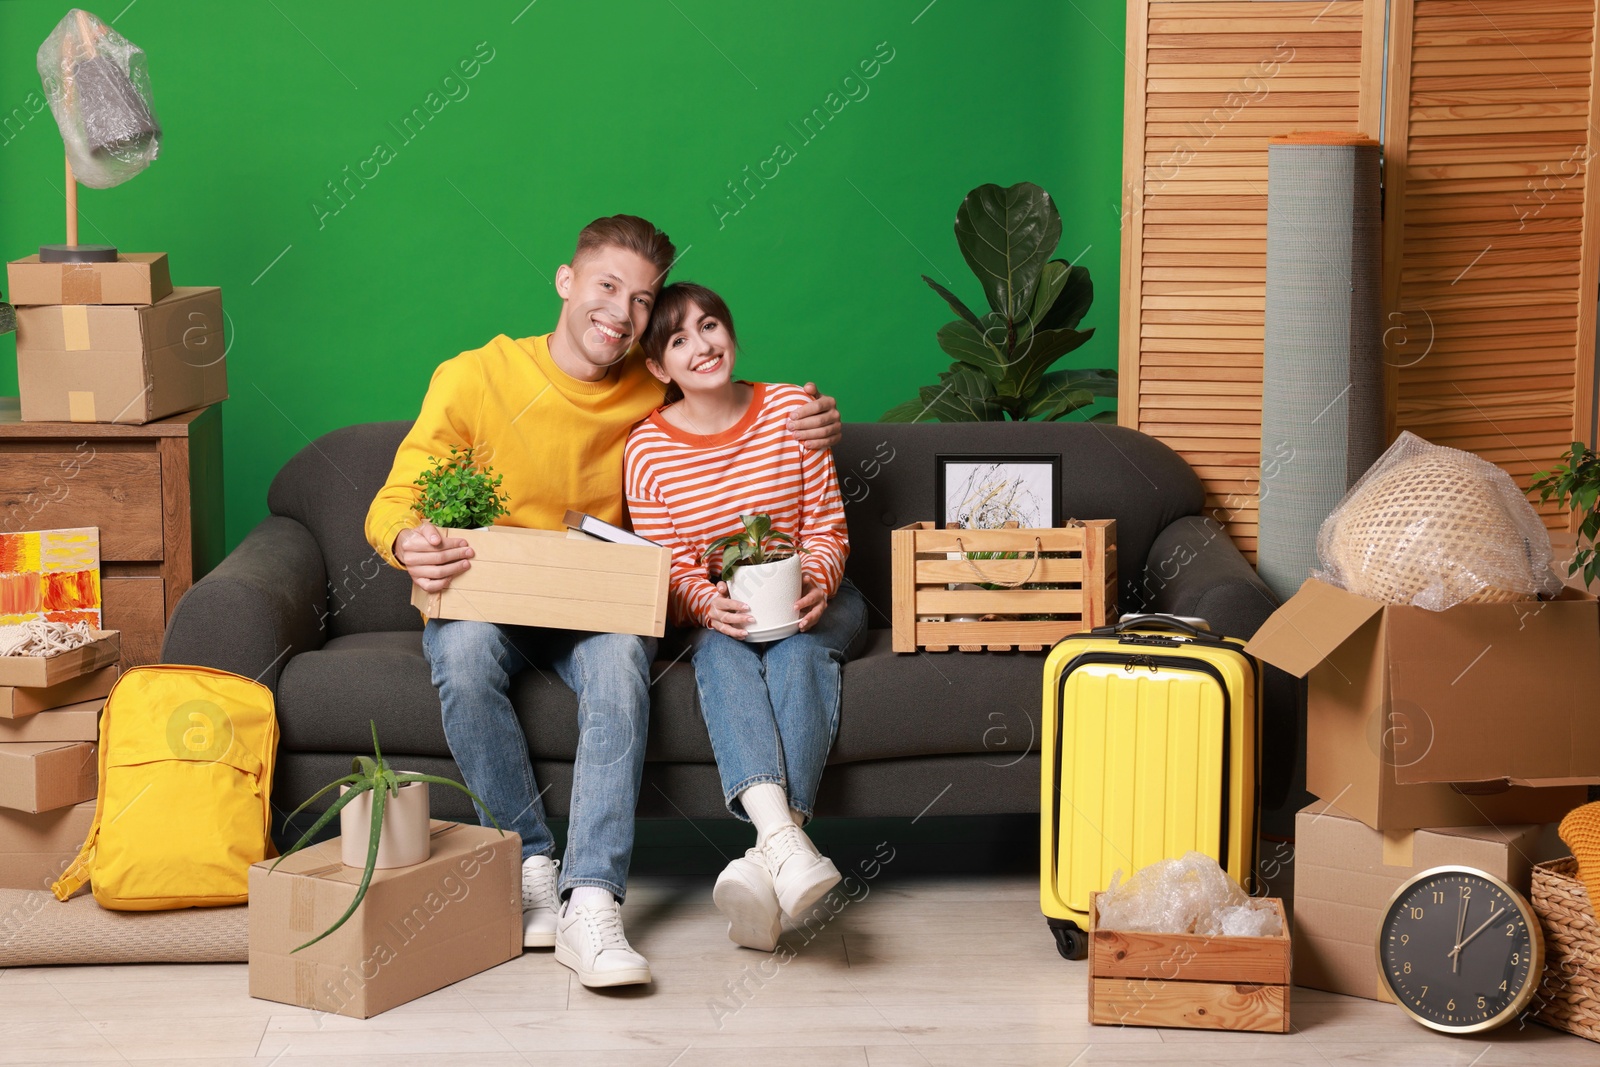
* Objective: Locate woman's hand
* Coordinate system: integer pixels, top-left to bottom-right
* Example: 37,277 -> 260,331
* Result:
795,576 -> 829,632
707,582 -> 754,640
788,383 -> 842,449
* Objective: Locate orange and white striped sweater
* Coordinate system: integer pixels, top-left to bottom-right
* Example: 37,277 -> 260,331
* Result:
624,382 -> 849,628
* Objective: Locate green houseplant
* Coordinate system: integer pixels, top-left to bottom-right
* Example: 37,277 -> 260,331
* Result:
1531,441 -> 1600,589
708,513 -> 803,634
412,445 -> 510,529
883,181 -> 1116,423
272,721 -> 501,952
706,513 -> 796,583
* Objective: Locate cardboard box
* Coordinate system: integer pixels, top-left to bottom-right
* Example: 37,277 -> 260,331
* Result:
0,741 -> 97,813
0,632 -> 120,689
1245,578 -> 1599,830
0,665 -> 117,720
16,287 -> 226,424
0,698 -> 102,743
0,801 -> 95,891
1292,802 -> 1565,1001
6,253 -> 172,306
249,820 -> 521,1019
410,526 -> 670,638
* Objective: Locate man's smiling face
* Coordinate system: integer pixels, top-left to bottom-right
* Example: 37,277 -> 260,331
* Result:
553,245 -> 660,377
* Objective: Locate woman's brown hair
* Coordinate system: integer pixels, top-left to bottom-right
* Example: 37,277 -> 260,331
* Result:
640,282 -> 738,404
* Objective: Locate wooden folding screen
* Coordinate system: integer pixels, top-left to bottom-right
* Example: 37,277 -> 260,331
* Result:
1384,0 -> 1600,530
1118,0 -> 1385,559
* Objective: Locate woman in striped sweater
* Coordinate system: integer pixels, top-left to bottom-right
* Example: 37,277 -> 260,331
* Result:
624,282 -> 868,952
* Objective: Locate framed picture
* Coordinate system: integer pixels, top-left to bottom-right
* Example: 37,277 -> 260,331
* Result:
935,454 -> 1062,529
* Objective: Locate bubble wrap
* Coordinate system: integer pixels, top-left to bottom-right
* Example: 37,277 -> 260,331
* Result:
37,8 -> 162,190
1097,851 -> 1283,938
1314,431 -> 1562,610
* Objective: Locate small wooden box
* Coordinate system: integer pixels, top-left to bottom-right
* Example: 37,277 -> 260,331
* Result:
890,520 -> 1116,652
410,527 -> 670,638
0,631 -> 121,689
1088,892 -> 1292,1034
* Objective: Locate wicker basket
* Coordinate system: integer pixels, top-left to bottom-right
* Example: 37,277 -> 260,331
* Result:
1531,857 -> 1600,1042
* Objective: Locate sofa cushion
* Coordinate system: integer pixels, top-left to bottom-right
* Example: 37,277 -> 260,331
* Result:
273,628 -> 1039,766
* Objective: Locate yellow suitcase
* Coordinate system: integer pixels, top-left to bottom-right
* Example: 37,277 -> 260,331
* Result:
1040,615 -> 1260,959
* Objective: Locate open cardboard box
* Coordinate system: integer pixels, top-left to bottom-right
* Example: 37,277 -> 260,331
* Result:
1245,578 -> 1599,830
410,526 -> 670,638
0,632 -> 120,689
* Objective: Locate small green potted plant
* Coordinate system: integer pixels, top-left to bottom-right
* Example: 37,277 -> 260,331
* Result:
271,720 -> 501,952
708,513 -> 802,640
1531,441 -> 1600,589
412,445 -> 510,529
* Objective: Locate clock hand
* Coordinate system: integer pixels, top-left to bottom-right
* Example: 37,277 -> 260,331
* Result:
1453,895 -> 1468,974
1448,905 -> 1507,961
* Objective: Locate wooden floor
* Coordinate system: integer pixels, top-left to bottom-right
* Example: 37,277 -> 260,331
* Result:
1,873 -> 1595,1065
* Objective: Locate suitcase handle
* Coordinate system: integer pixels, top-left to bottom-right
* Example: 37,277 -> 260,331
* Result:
1098,613 -> 1210,637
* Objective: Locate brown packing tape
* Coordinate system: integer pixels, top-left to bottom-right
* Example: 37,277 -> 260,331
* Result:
290,878 -> 316,933
67,392 -> 96,423
1381,829 -> 1414,867
60,265 -> 101,304
61,306 -> 90,351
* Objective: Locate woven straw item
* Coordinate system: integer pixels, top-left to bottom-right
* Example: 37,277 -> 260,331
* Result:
1532,858 -> 1600,1042
1315,432 -> 1558,609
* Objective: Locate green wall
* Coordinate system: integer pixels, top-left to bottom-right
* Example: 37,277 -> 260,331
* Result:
0,0 -> 1127,551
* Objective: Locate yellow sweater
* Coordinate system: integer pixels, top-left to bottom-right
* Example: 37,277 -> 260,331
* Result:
364,333 -> 665,569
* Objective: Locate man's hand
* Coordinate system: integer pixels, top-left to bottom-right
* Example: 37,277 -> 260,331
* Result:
395,522 -> 474,593
795,576 -> 828,632
708,582 -> 754,640
788,382 -> 842,450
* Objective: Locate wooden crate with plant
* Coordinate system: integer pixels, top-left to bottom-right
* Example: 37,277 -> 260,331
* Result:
406,446 -> 671,637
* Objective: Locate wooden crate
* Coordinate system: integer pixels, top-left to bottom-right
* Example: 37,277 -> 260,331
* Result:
1088,891 -> 1292,1034
0,631 -> 121,689
410,527 -> 670,638
890,520 -> 1116,653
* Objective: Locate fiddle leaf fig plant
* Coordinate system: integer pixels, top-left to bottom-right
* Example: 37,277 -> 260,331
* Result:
706,512 -> 797,583
272,720 -> 501,952
412,445 -> 509,529
1531,441 -> 1600,589
882,181 -> 1117,423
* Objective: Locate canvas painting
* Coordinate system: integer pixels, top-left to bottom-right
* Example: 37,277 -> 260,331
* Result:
936,456 -> 1061,530
0,527 -> 103,627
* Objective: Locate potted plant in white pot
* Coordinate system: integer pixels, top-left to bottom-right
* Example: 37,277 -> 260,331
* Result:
708,513 -> 803,642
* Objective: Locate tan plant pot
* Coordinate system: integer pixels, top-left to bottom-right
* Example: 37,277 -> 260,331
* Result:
339,779 -> 431,869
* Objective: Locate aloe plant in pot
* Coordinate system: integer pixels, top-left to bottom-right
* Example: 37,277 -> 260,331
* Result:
272,721 -> 502,952
708,513 -> 803,640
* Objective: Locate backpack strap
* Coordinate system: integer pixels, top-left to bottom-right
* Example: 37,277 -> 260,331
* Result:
50,668 -> 122,902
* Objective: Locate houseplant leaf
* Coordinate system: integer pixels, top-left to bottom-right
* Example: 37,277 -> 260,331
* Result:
1026,368 -> 1119,420
921,365 -> 1004,422
935,317 -> 1011,386
292,781 -> 388,952
391,774 -> 503,829
953,182 -> 1060,321
921,275 -> 982,329
1033,261 -> 1094,333
1011,325 -> 1098,400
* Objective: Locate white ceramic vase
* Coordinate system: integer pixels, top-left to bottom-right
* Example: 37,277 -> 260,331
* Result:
339,779 -> 431,869
729,554 -> 803,637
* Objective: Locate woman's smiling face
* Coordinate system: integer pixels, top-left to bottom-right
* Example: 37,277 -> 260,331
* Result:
649,303 -> 737,395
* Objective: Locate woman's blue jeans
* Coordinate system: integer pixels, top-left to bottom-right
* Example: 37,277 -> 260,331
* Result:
689,580 -> 868,823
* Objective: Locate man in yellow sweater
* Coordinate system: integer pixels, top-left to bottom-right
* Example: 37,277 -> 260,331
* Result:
364,215 -> 841,988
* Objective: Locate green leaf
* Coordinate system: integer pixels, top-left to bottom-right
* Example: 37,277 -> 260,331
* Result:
293,783 -> 387,951
1010,326 -> 1097,399
921,276 -> 982,330
935,317 -> 1011,385
391,774 -> 505,831
279,773 -> 365,832
271,781 -> 373,872
1026,368 -> 1119,420
952,182 -> 1061,321
1034,262 -> 1094,333
921,365 -> 1004,422
881,396 -> 935,422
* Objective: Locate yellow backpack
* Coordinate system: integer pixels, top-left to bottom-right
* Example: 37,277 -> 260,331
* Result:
52,664 -> 279,910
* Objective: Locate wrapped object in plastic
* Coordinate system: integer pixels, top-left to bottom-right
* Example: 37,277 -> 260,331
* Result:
1096,851 -> 1282,937
1314,431 -> 1562,610
36,8 -> 161,190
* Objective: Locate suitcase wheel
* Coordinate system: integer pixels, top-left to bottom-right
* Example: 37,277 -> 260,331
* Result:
1047,919 -> 1087,961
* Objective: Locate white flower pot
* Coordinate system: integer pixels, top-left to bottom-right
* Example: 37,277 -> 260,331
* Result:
339,779 -> 431,869
729,554 -> 803,636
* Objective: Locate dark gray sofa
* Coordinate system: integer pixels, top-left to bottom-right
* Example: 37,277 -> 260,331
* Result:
161,421 -> 1291,833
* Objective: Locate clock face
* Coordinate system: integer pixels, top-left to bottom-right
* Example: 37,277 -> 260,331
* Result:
1377,866 -> 1544,1034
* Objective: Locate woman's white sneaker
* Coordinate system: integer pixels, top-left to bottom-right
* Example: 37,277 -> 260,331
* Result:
760,823 -> 842,919
713,849 -> 782,951
521,855 -> 559,948
554,895 -> 651,987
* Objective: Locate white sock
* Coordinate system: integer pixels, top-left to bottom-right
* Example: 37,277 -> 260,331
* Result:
566,885 -> 613,914
740,782 -> 795,844
791,807 -> 806,827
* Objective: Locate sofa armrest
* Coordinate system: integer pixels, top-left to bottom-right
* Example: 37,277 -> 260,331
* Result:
1136,515 -> 1280,640
161,515 -> 329,694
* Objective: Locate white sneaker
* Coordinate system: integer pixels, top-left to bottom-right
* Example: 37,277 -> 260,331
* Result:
713,849 -> 782,951
760,823 -> 842,919
521,856 -> 559,948
554,895 -> 652,987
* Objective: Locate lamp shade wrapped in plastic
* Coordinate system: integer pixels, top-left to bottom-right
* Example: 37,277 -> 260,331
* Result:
36,8 -> 161,190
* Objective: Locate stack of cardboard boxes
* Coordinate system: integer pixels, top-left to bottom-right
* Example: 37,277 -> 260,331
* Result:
5,253 -> 225,424
1246,577 -> 1595,1003
0,632 -> 119,894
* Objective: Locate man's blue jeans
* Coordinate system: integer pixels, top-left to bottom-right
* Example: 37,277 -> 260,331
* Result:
689,580 -> 867,823
422,621 -> 653,902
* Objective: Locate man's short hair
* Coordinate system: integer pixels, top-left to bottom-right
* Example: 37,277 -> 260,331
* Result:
573,215 -> 676,281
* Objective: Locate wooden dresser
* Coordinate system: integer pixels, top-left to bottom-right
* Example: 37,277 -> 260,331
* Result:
0,399 -> 225,669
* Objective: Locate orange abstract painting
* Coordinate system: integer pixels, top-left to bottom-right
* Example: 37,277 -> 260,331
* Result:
0,527 -> 102,627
